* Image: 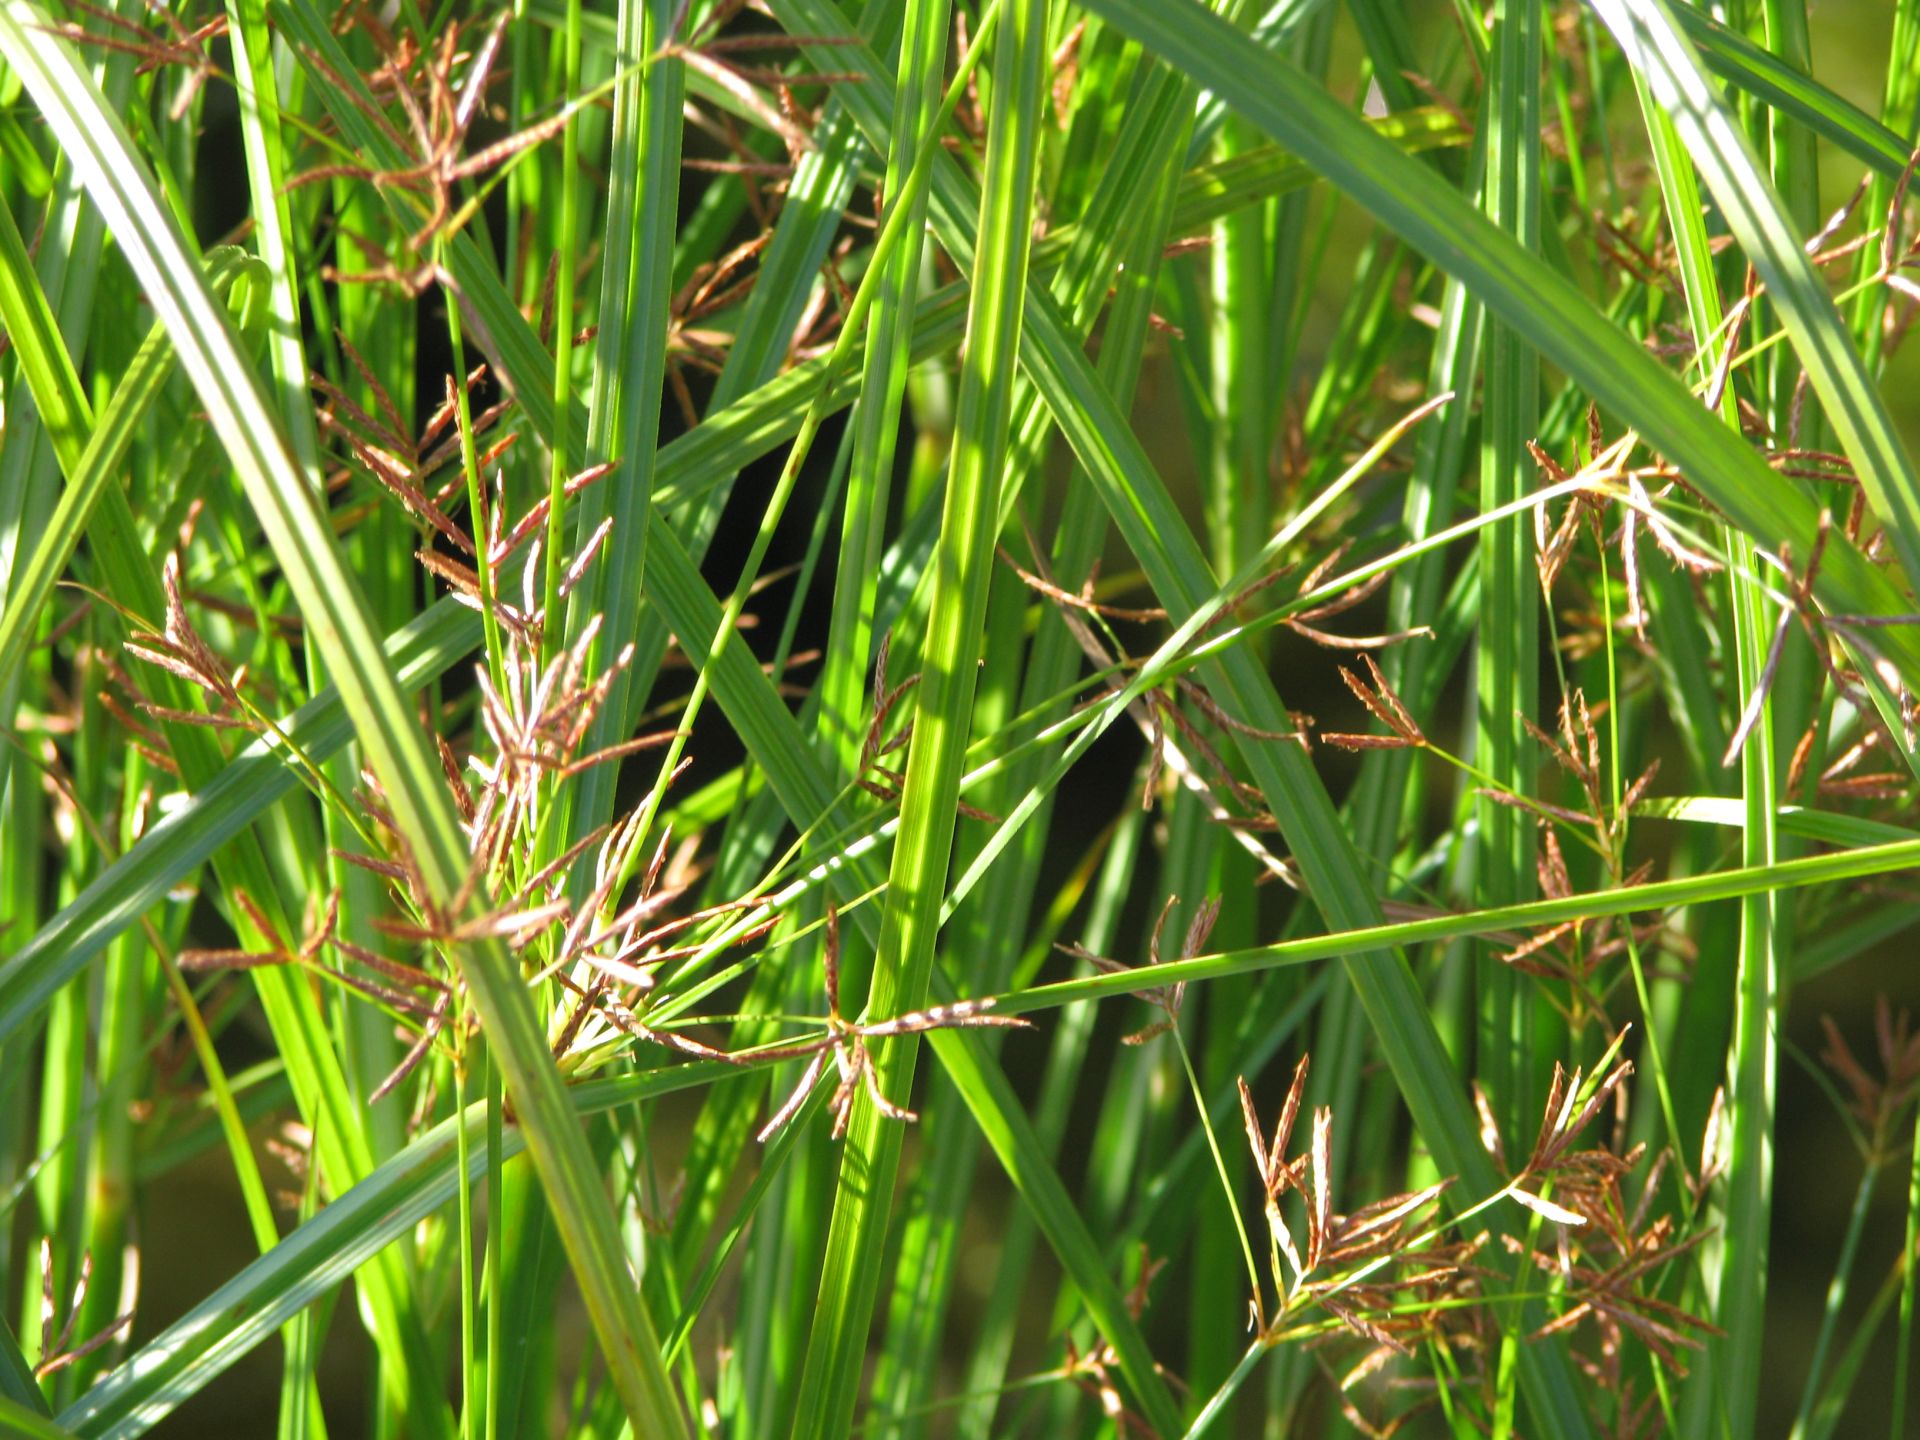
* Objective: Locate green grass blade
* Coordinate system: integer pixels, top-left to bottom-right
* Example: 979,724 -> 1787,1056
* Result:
790,3 -> 1047,1431
0,209 -> 446,1431
54,1065 -> 725,1439
1639,797 -> 1918,847
0,1394 -> 78,1440
978,838 -> 1920,1020
774,9 -> 1596,1426
0,277 -> 970,1054
559,0 -> 683,848
1713,552 -> 1781,1440
0,602 -> 469,1047
0,10 -> 687,1434
0,241 -> 260,692
1475,0 -> 1543,1149
927,1024 -> 1186,1438
221,0 -> 317,467
1803,1257 -> 1906,1440
1671,3 -> 1912,179
1894,1091 -> 1920,1440
808,5 -> 951,1426
1068,0 -> 1920,686
467,507 -> 1193,1436
0,197 -> 90,478
1591,0 -> 1920,593
12,10 -> 1897,1433
0,1316 -> 47,1419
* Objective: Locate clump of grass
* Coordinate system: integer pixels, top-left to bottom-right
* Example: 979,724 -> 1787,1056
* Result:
5,0 -> 1920,1437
